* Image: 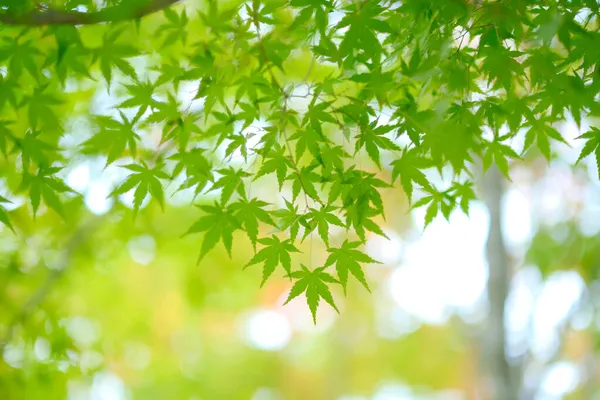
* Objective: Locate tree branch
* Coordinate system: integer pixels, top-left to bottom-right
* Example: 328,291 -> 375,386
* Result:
0,0 -> 183,26
481,165 -> 519,400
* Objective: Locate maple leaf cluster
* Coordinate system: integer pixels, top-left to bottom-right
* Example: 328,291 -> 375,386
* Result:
0,0 -> 599,320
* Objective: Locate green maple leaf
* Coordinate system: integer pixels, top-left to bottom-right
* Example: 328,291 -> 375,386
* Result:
185,202 -> 241,263
14,130 -> 56,170
482,138 -> 522,179
411,187 -> 457,228
53,43 -> 92,84
344,203 -> 388,241
290,0 -> 333,33
194,75 -> 227,119
291,164 -> 323,203
0,37 -> 41,79
480,47 -> 524,90
337,1 -> 390,65
225,134 -> 249,161
450,181 -> 476,215
304,100 -> 338,136
320,144 -> 348,174
329,168 -> 388,216
401,44 -> 424,76
524,49 -> 561,89
255,36 -> 291,71
244,235 -> 300,286
148,97 -> 202,151
576,127 -> 600,179
110,162 -> 169,213
255,125 -> 280,157
21,167 -> 76,219
284,264 -> 339,324
230,198 -> 275,249
325,240 -> 379,293
199,0 -> 238,34
187,42 -> 215,79
533,7 -> 562,46
148,94 -> 182,125
391,107 -> 433,146
203,109 -> 236,147
350,69 -> 397,105
302,205 -> 345,246
290,127 -> 328,165
43,25 -> 92,84
234,73 -> 270,104
390,148 -> 432,202
254,145 -> 293,190
22,85 -> 63,130
157,8 -> 189,48
83,112 -> 140,166
422,121 -> 475,174
273,199 -> 309,241
0,75 -> 19,112
233,102 -> 261,130
117,79 -> 160,123
355,121 -> 401,168
0,195 -> 14,232
312,36 -> 342,65
0,120 -> 13,156
0,0 -> 596,325
209,167 -> 251,204
522,118 -> 568,161
336,101 -> 373,128
45,25 -> 83,66
156,62 -> 198,90
93,29 -> 138,87
170,148 -> 214,196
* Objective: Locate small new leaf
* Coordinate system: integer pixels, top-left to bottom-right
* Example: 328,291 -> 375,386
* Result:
302,205 -> 345,246
284,264 -> 340,324
273,199 -> 307,241
110,162 -> 168,214
84,112 -> 140,166
244,235 -> 300,286
230,198 -> 276,249
185,202 -> 241,263
21,167 -> 76,219
411,187 -> 457,228
325,240 -> 379,293
209,167 -> 251,205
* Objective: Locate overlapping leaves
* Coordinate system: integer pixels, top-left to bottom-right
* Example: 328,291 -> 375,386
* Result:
0,0 -> 597,322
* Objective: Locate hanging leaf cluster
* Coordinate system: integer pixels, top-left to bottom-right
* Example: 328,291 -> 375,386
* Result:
0,0 -> 599,321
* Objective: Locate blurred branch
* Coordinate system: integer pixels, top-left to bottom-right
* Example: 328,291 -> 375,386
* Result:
0,219 -> 98,352
481,165 -> 519,400
0,0 -> 182,26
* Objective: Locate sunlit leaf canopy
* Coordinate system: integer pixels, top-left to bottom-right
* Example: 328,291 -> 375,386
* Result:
0,0 -> 599,321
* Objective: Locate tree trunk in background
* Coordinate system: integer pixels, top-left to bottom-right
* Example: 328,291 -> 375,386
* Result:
481,165 -> 519,400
